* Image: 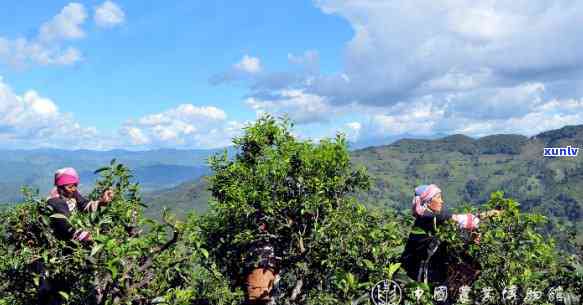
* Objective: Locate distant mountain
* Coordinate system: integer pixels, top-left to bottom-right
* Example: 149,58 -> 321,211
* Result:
0,148 -> 232,203
349,132 -> 450,150
143,178 -> 210,220
144,125 -> 582,247
354,125 -> 582,212
0,148 -> 226,167
2,126 -> 581,248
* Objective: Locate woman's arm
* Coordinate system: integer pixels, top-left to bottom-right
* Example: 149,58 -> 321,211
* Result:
77,193 -> 99,213
451,213 -> 480,230
451,209 -> 503,230
78,189 -> 115,212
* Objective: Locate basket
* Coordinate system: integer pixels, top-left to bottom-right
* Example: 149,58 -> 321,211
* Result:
245,267 -> 277,301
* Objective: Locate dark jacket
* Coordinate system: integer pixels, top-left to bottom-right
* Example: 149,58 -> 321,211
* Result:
47,192 -> 91,240
400,209 -> 453,284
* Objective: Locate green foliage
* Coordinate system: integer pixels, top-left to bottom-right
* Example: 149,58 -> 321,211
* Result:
475,134 -> 528,155
0,161 -> 240,305
476,192 -> 581,300
436,191 -> 582,304
201,115 -> 409,303
0,118 -> 581,305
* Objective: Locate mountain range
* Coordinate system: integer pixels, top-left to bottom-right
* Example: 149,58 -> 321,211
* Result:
143,125 -> 583,248
1,125 -> 581,248
0,148 -> 225,203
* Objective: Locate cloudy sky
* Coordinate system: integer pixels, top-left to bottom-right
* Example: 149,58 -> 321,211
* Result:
1,0 -> 582,150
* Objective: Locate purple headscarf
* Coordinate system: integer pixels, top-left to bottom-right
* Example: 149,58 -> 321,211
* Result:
412,184 -> 442,217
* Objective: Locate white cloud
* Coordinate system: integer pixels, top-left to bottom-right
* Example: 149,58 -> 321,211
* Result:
137,104 -> 227,126
0,77 -> 100,149
0,3 -> 88,67
24,91 -> 59,117
52,47 -> 83,65
288,50 -> 320,73
346,121 -> 361,131
444,82 -> 546,120
0,78 -> 244,150
234,55 -> 262,74
421,68 -> 493,92
123,127 -> 150,145
307,1 -> 583,106
288,50 -> 319,66
451,98 -> 583,137
0,37 -> 83,67
347,82 -> 583,142
342,121 -> 362,141
365,99 -> 444,138
210,55 -> 264,84
213,51 -> 321,90
38,3 -> 87,42
94,1 -> 126,28
446,6 -> 525,42
121,104 -> 241,148
227,2 -> 583,142
245,89 -> 338,124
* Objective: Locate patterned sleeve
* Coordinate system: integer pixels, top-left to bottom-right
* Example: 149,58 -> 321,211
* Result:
77,193 -> 100,212
452,213 -> 480,230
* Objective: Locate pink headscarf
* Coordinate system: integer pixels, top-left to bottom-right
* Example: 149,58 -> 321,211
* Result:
411,184 -> 442,217
48,167 -> 80,199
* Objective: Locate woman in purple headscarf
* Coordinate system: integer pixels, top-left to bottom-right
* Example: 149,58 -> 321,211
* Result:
400,184 -> 501,285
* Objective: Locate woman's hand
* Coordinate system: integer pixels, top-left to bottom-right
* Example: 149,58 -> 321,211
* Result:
99,188 -> 114,205
471,232 -> 481,244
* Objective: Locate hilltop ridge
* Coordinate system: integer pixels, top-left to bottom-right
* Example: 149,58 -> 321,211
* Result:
145,125 -> 582,249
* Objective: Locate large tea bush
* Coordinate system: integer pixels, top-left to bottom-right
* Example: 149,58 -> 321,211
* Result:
199,116 -> 409,304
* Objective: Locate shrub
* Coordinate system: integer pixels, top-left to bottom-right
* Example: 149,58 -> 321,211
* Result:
200,115 -> 409,304
0,161 -> 240,305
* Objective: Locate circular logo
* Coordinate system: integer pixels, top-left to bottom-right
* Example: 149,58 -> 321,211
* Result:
370,279 -> 402,305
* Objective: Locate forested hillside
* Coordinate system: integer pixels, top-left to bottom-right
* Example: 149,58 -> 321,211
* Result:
146,125 -> 583,247
354,125 -> 583,247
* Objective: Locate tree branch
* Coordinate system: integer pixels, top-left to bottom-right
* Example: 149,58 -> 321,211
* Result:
138,219 -> 180,273
129,271 -> 155,290
290,279 -> 303,301
351,292 -> 369,305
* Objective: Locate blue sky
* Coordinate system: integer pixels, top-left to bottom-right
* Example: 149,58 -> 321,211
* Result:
1,1 -> 582,150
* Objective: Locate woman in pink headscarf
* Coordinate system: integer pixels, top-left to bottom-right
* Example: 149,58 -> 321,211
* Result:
400,184 -> 501,285
38,167 -> 114,305
47,167 -> 114,241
